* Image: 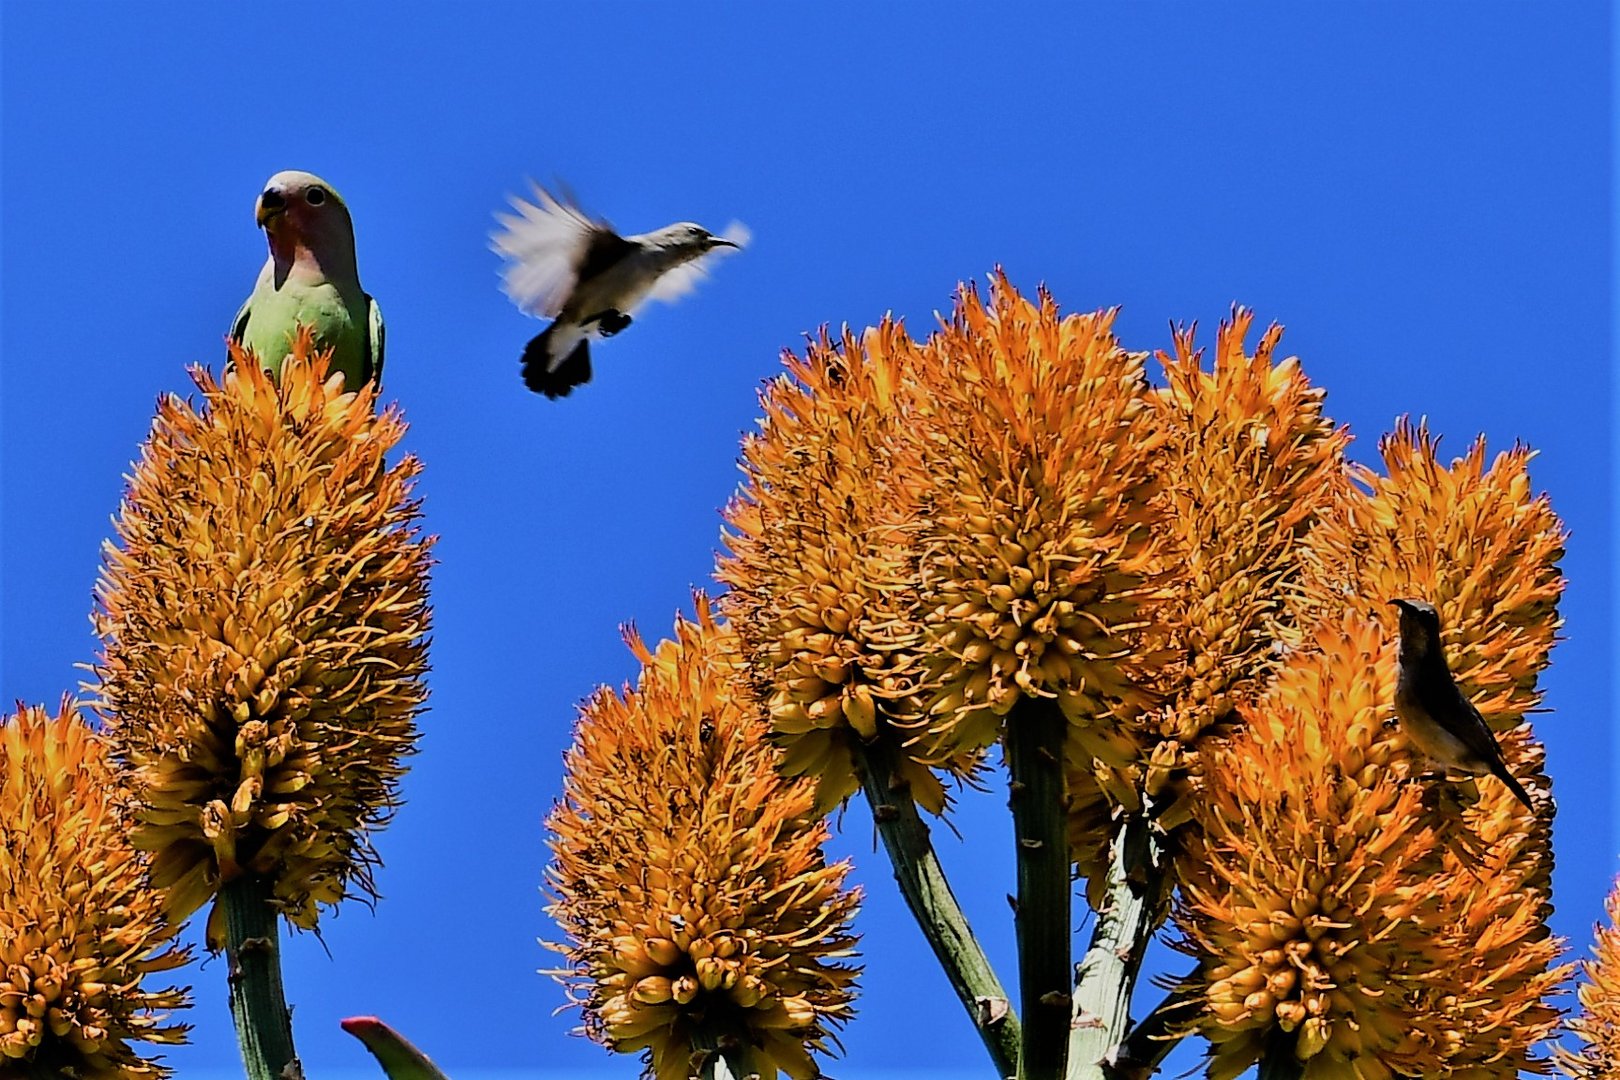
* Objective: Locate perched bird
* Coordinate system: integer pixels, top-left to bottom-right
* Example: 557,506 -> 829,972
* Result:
490,183 -> 746,398
1389,598 -> 1535,810
230,170 -> 383,391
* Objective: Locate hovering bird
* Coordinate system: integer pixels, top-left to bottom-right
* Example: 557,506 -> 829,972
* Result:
230,171 -> 383,391
490,183 -> 746,398
1389,598 -> 1535,810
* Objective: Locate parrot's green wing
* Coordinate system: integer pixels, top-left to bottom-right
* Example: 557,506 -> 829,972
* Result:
366,293 -> 385,387
229,296 -> 252,349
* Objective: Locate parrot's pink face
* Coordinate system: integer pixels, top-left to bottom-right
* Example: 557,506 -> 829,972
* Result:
254,170 -> 356,273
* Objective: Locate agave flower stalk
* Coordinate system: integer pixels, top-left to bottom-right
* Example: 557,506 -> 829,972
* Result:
94,333 -> 433,1080
1176,417 -> 1568,1079
900,277 -> 1164,1080
0,700 -> 190,1078
546,599 -> 860,1080
719,322 -> 1018,1074
1070,315 -> 1349,1078
1560,879 -> 1620,1077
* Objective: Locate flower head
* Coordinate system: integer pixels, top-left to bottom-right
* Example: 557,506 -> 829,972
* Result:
547,598 -> 860,1080
1178,419 -> 1567,1077
94,333 -> 434,937
1560,879 -> 1620,1078
1134,312 -> 1348,830
0,700 -> 189,1076
720,322 -> 965,813
1176,615 -> 1562,1078
900,274 -> 1162,797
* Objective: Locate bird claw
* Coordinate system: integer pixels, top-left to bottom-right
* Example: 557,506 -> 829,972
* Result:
591,310 -> 632,337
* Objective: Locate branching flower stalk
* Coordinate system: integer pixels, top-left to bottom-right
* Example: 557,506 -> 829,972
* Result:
1175,422 -> 1565,1078
1070,314 -> 1349,1078
93,333 -> 433,1080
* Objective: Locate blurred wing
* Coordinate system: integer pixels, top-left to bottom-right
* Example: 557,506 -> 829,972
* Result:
491,183 -> 620,318
644,220 -> 750,307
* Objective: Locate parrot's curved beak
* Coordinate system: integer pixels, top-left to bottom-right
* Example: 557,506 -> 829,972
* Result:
255,189 -> 286,230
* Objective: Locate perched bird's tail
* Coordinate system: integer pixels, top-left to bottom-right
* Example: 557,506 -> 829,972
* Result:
1491,761 -> 1536,812
521,324 -> 592,399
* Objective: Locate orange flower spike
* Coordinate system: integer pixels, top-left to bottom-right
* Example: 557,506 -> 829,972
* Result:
909,274 -> 1163,764
0,700 -> 190,1077
94,332 -> 433,936
1560,880 -> 1620,1078
1131,311 -> 1349,837
547,599 -> 860,1080
720,320 -> 968,814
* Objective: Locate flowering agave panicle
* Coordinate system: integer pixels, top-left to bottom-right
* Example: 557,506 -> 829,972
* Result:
1175,615 -> 1564,1079
1560,880 -> 1620,1078
1293,418 -> 1563,758
908,274 -> 1163,752
94,332 -> 433,937
0,700 -> 190,1077
1119,313 -> 1348,856
547,598 -> 860,1080
720,322 -> 972,814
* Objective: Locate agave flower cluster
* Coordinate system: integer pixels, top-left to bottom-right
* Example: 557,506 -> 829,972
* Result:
1131,315 -> 1348,832
0,701 -> 189,1077
546,599 -> 860,1080
1176,422 -> 1565,1077
719,321 -> 964,814
1561,880 -> 1620,1078
724,275 -> 1168,871
94,333 -> 433,936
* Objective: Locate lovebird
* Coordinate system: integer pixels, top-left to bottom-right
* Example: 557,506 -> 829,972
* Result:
490,183 -> 746,399
230,170 -> 383,391
1389,598 -> 1536,810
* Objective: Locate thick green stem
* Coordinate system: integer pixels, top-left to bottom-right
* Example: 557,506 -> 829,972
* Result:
855,736 -> 1021,1079
1069,814 -> 1163,1080
222,874 -> 301,1080
1257,1027 -> 1303,1080
1006,698 -> 1071,1080
1108,980 -> 1196,1080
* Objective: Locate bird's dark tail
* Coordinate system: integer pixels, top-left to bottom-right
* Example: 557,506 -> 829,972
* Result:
521,325 -> 592,399
1492,761 -> 1535,811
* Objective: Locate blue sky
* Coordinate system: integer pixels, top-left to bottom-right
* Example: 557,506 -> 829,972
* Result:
1,3 -> 1611,1078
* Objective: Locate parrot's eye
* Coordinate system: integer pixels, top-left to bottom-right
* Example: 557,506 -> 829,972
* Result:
306,188 -> 327,206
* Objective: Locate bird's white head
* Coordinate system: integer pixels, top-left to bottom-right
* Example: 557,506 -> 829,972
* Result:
648,221 -> 740,261
255,170 -> 357,274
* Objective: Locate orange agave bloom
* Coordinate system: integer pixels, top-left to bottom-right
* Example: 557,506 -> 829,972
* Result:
1133,313 -> 1348,828
720,322 -> 968,814
1560,880 -> 1620,1078
0,700 -> 189,1077
547,598 -> 860,1080
1176,617 -> 1452,1080
1293,418 -> 1563,748
94,333 -> 433,937
1180,420 -> 1567,1077
907,275 -> 1163,782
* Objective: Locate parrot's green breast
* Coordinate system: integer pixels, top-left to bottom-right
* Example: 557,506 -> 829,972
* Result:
239,277 -> 373,390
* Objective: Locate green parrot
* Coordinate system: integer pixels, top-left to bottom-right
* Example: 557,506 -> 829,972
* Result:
230,170 -> 383,391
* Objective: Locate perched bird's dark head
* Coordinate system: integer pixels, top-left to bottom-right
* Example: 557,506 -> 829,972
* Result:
1389,597 -> 1442,660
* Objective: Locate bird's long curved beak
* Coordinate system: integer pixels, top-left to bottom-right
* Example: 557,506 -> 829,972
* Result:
255,189 -> 286,229
710,237 -> 740,250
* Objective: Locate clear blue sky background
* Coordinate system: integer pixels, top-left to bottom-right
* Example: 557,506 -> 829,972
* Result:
1,4 -> 1612,1078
